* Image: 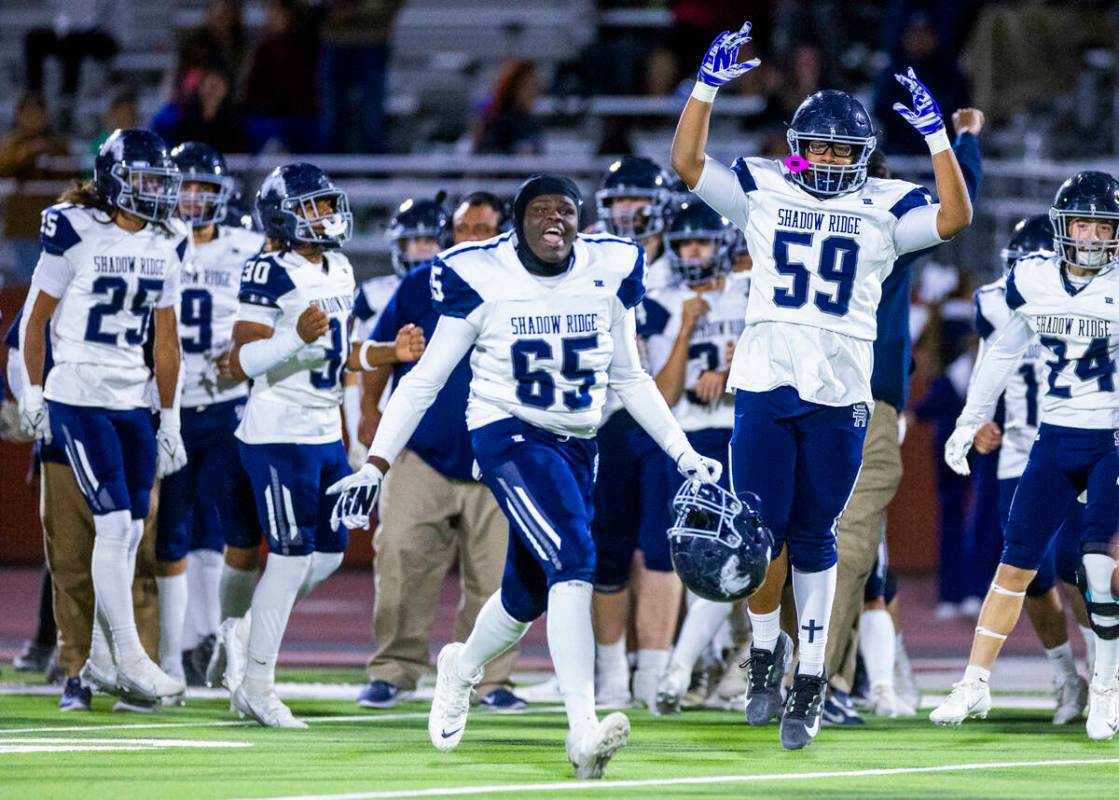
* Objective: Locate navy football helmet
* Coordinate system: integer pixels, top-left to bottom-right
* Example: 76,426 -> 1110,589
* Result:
665,202 -> 735,285
256,163 -> 352,249
170,141 -> 234,227
386,197 -> 451,276
1048,170 -> 1119,270
999,214 -> 1054,271
595,156 -> 672,241
94,128 -> 181,223
668,482 -> 773,603
786,90 -> 876,197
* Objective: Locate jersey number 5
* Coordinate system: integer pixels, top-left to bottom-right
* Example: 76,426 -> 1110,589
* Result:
772,231 -> 859,317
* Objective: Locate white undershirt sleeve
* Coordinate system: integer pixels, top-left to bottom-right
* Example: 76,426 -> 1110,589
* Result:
893,204 -> 946,255
692,156 -> 750,232
608,309 -> 690,462
959,311 -> 1033,427
368,315 -> 478,465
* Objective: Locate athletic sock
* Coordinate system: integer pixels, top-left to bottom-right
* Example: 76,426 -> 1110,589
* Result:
185,549 -> 223,645
595,636 -> 627,682
1079,624 -> 1097,674
963,664 -> 991,684
242,554 -> 310,694
220,562 -> 259,620
672,598 -> 733,673
295,551 -> 344,604
859,608 -> 896,688
459,591 -> 531,678
156,573 -> 188,676
1044,642 -> 1078,685
547,580 -> 598,734
89,604 -> 114,669
747,608 -> 781,653
91,510 -> 145,663
792,565 -> 837,676
633,649 -> 670,707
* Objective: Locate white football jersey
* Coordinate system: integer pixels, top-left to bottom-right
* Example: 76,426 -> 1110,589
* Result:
1005,254 -> 1119,429
179,225 -> 264,408
431,231 -> 645,438
351,274 -> 400,343
644,277 -> 750,432
235,249 -> 356,445
973,275 -> 1046,479
28,204 -> 188,409
645,252 -> 675,293
694,156 -> 942,406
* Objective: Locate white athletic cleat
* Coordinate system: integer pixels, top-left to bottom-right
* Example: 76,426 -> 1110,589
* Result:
79,658 -> 119,696
867,683 -> 916,718
1085,681 -> 1119,741
117,655 -> 186,703
428,643 -> 481,752
894,637 -> 921,711
929,679 -> 991,725
566,712 -> 630,779
232,685 -> 308,729
1053,673 -> 1089,726
220,614 -> 251,694
654,663 -> 690,716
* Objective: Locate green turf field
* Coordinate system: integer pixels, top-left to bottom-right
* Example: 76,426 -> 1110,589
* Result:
2,669 -> 1117,799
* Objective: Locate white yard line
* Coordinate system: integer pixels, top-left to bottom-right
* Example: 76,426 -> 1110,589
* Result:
0,737 -> 253,754
234,758 -> 1119,800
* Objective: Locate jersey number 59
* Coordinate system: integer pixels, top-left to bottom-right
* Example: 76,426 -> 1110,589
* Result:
772,231 -> 859,317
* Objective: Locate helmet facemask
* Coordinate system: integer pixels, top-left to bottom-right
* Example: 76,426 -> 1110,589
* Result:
110,163 -> 182,223
595,188 -> 669,241
287,189 -> 352,248
785,130 -> 875,197
177,176 -> 234,227
666,230 -> 732,286
1049,209 -> 1119,271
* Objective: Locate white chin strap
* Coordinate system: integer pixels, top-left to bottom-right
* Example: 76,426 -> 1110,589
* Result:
1074,247 -> 1112,268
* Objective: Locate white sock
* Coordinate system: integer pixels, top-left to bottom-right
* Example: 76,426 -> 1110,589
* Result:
156,574 -> 188,675
459,591 -> 531,678
1079,624 -> 1097,674
860,608 -> 896,689
747,608 -> 781,653
672,598 -> 733,673
633,649 -> 670,705
1044,642 -> 1077,684
964,664 -> 991,684
547,580 -> 598,734
595,636 -> 628,686
242,554 -> 310,693
91,510 -> 145,663
220,562 -> 259,619
185,549 -> 223,645
792,565 -> 837,677
295,551 -> 344,603
89,603 -> 114,668
1083,554 -> 1119,686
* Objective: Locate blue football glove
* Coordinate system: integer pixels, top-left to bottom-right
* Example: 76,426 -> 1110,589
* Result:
697,21 -> 761,89
892,66 -> 944,136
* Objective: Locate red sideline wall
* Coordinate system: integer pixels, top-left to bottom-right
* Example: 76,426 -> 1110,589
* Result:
0,283 -> 939,571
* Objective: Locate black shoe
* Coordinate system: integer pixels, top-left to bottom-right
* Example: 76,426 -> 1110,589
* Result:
188,634 -> 216,687
780,672 -> 828,751
14,640 -> 54,673
59,677 -> 92,712
743,632 -> 791,726
182,649 -> 205,688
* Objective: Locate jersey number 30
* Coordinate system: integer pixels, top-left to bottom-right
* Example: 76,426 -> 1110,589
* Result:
772,231 -> 859,317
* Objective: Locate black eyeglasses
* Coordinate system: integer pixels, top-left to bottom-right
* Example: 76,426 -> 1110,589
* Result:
806,141 -> 855,158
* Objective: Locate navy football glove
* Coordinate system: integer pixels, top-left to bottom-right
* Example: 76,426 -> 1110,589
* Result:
697,21 -> 761,89
892,66 -> 944,136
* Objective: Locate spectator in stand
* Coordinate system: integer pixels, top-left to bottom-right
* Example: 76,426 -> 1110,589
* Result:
319,0 -> 404,154
173,67 -> 245,153
89,89 -> 139,157
242,0 -> 323,153
472,61 -> 545,156
178,0 -> 249,85
0,94 -> 71,280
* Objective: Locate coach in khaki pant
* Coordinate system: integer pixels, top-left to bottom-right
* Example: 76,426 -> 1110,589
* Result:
824,116 -> 983,714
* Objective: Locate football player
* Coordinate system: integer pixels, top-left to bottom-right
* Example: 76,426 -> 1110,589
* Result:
19,128 -> 191,705
328,175 -> 721,778
221,163 -> 425,727
590,156 -> 680,708
933,172 -> 1119,741
148,142 -> 266,690
671,21 -> 973,749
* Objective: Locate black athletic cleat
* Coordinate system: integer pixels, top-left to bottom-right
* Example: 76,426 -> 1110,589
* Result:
780,672 -> 828,750
743,631 -> 791,726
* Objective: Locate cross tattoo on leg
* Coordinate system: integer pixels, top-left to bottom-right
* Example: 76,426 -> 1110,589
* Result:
801,618 -> 823,643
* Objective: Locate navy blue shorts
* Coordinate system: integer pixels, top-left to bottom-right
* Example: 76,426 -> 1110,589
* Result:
591,410 -> 674,591
729,387 -> 869,572
156,399 -> 260,562
998,477 -> 1057,596
472,417 -> 598,623
238,438 -> 351,556
49,401 -> 156,519
1002,424 -> 1119,570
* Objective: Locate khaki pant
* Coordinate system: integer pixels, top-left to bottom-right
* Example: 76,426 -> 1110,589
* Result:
42,462 -> 160,677
368,449 -> 515,696
824,403 -> 902,693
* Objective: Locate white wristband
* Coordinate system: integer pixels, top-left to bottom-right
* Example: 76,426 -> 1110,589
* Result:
238,328 -> 306,378
159,407 -> 180,433
358,340 -> 389,372
925,128 -> 951,155
690,81 -> 718,104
